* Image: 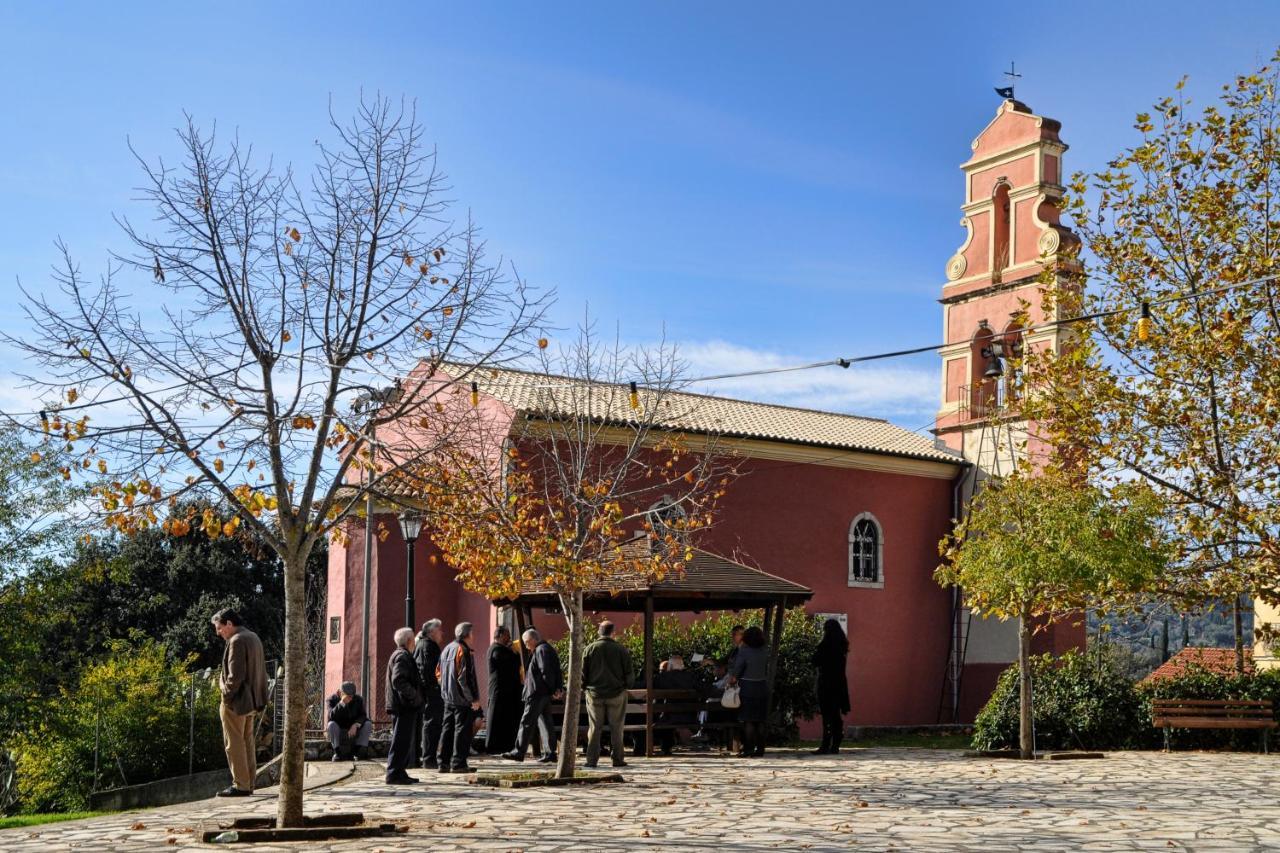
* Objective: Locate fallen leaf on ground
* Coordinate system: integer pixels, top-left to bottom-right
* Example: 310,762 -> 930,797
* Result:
130,822 -> 146,830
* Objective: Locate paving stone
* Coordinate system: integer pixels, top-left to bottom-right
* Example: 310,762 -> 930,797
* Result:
1,749 -> 1278,850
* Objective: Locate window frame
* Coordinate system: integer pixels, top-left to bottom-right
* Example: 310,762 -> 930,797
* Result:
847,512 -> 884,589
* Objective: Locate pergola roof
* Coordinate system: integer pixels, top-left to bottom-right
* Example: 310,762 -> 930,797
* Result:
491,546 -> 813,613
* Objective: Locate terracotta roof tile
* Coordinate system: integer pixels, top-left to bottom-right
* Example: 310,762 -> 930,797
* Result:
446,364 -> 962,466
1140,647 -> 1253,684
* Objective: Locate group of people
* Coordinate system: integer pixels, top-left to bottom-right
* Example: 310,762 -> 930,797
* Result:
375,618 -> 637,783
204,606 -> 852,796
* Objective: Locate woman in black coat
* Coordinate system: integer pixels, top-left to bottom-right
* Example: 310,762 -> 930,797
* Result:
811,618 -> 850,754
485,626 -> 523,754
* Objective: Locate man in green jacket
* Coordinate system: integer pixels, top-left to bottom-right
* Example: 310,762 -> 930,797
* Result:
582,621 -> 634,768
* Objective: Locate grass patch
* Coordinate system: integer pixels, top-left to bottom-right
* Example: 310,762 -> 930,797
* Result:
0,811 -> 109,830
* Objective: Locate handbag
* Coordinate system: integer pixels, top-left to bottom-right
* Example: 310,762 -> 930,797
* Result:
720,684 -> 741,709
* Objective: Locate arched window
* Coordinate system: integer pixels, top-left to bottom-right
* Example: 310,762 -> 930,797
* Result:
646,495 -> 687,542
997,323 -> 1025,409
992,183 -> 1011,281
847,513 -> 884,587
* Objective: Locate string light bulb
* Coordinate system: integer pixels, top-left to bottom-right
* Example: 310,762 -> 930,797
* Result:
470,381 -> 479,407
1137,301 -> 1152,343
628,381 -> 640,411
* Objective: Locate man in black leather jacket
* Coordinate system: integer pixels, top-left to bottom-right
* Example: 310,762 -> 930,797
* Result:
413,618 -> 445,768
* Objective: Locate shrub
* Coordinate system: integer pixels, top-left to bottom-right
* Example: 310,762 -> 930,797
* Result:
10,639 -> 224,813
554,608 -> 823,739
972,647 -> 1145,751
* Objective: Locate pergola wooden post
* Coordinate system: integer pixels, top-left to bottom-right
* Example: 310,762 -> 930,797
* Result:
643,593 -> 655,757
766,599 -> 787,697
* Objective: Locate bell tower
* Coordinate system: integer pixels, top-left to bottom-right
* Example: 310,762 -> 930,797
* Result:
934,97 -> 1082,722
934,97 -> 1078,472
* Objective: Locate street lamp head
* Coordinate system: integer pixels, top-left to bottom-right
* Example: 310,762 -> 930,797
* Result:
398,509 -> 425,543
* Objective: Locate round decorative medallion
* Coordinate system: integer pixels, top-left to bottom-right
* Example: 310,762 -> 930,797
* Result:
1038,228 -> 1060,255
946,253 -> 967,281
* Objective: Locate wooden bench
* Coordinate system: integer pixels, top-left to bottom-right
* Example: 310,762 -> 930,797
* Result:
548,688 -> 736,754
1152,698 -> 1276,752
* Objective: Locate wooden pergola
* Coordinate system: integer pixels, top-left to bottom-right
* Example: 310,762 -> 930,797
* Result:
492,547 -> 814,756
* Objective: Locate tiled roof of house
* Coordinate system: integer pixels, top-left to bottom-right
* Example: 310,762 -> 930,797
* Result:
491,541 -> 814,611
445,364 -> 963,466
1140,647 -> 1254,684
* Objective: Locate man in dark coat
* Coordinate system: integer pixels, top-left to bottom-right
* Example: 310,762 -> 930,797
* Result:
326,680 -> 371,760
485,625 -> 522,754
212,608 -> 268,797
413,618 -> 445,768
437,621 -> 482,773
503,628 -> 563,763
654,654 -> 700,755
384,627 -> 425,784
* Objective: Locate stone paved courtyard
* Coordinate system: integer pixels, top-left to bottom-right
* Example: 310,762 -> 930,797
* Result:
4,748 -> 1280,851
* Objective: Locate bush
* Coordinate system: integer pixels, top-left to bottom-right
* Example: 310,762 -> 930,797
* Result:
972,647 -> 1146,751
10,639 -> 224,813
1137,664 -> 1280,750
554,608 -> 823,740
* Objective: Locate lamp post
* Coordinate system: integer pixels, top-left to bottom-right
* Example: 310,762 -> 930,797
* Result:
398,509 -> 425,629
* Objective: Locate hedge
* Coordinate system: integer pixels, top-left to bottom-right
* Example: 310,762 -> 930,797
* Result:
972,646 -> 1280,752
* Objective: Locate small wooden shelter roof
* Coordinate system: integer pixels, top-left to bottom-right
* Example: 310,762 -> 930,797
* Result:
491,545 -> 813,613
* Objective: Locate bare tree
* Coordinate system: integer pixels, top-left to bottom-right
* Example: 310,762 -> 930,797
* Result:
418,322 -> 740,779
4,96 -> 547,824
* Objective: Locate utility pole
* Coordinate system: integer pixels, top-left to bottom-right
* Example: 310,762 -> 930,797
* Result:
354,383 -> 400,700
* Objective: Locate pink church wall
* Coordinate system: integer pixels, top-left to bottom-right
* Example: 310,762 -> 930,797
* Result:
327,448 -> 963,732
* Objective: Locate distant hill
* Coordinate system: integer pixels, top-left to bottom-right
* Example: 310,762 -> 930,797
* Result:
1087,600 -> 1253,680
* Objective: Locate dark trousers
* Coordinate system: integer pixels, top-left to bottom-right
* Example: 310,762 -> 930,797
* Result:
819,698 -> 846,752
386,709 -> 421,780
514,694 -> 555,757
419,690 -> 443,764
820,706 -> 844,752
439,704 -> 475,770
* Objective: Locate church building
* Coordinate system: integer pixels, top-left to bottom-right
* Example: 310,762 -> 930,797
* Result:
324,98 -> 1084,731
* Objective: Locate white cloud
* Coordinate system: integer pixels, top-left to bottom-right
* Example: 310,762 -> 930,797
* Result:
678,339 -> 939,429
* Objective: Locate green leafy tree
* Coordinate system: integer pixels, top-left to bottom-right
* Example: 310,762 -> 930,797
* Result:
1024,52 -> 1280,670
10,639 -> 224,813
936,466 -> 1170,757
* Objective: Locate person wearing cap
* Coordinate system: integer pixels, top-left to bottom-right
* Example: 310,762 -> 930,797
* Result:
326,680 -> 372,760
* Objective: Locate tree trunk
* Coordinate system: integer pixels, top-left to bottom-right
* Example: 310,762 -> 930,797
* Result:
1018,611 -> 1033,760
556,590 -> 585,780
276,553 -> 309,827
1234,593 -> 1246,675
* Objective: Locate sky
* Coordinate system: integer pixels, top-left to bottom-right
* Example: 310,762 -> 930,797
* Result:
1,2 -> 1276,434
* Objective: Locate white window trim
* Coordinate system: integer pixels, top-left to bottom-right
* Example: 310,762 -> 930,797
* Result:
847,512 -> 885,589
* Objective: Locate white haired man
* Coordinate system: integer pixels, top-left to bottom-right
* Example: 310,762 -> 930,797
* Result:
413,618 -> 445,768
503,627 -> 563,763
384,626 -> 425,784
437,622 -> 481,773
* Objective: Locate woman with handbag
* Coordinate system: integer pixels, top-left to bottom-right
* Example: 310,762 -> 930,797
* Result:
811,618 -> 851,754
727,626 -> 770,758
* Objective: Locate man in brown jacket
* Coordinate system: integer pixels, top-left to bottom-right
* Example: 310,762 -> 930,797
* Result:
212,608 -> 269,797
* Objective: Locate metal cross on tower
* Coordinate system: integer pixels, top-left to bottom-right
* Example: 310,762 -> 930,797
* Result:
994,61 -> 1022,100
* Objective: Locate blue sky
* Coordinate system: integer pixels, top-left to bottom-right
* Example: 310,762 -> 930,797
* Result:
1,2 -> 1275,432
